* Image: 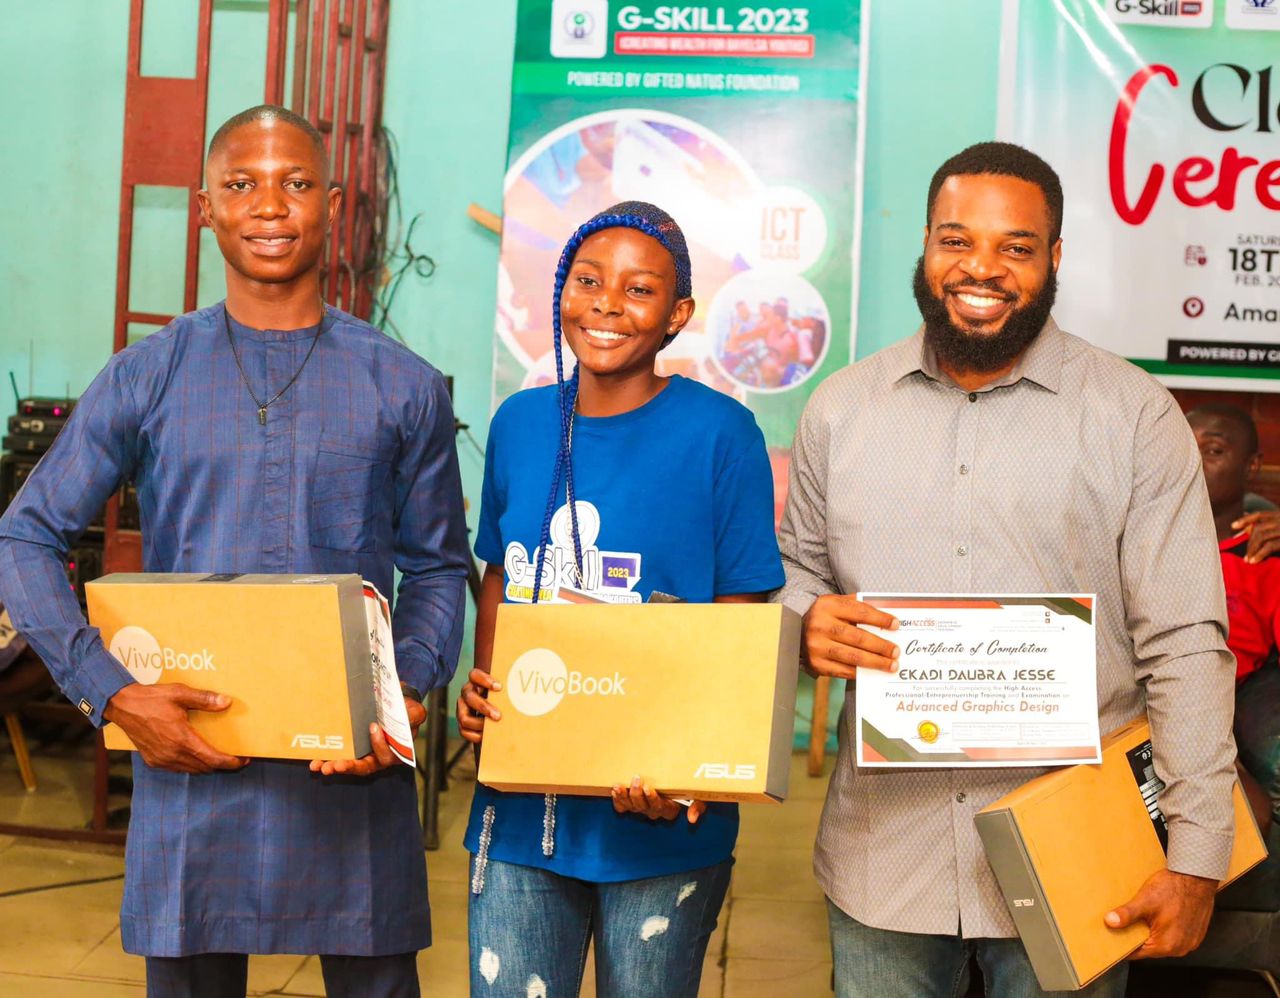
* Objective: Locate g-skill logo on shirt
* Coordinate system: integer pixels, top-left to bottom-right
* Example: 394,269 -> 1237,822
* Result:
506,648 -> 627,717
504,501 -> 644,604
107,625 -> 216,685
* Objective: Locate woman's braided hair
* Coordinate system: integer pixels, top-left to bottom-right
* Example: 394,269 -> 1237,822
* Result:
529,201 -> 693,604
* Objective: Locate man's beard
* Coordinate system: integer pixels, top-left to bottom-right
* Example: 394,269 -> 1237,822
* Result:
912,256 -> 1057,375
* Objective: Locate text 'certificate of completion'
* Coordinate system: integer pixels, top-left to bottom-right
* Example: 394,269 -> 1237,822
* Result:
854,594 -> 1101,768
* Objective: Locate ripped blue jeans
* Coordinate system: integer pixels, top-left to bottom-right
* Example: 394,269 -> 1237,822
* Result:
468,856 -> 732,997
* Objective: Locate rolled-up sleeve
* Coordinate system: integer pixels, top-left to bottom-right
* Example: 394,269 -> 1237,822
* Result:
778,388 -> 838,618
0,355 -> 141,725
390,370 -> 470,693
1122,393 -> 1237,880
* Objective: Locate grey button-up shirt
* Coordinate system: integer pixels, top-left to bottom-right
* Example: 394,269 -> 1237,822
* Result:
779,318 -> 1237,937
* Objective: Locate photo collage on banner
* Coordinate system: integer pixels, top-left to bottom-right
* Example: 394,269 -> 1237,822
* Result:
494,0 -> 868,522
999,0 -> 1280,390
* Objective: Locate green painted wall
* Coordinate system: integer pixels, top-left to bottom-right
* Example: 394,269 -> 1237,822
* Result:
0,0 -> 128,398
0,0 -> 298,382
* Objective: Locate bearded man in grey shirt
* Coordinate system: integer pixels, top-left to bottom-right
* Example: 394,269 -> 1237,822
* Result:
779,142 -> 1236,997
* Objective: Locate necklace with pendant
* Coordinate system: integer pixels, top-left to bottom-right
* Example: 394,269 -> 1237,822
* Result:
224,305 -> 326,425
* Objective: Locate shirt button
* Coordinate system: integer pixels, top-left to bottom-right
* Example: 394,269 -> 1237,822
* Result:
959,464 -> 969,475
956,546 -> 967,557
968,392 -> 978,403
956,791 -> 967,803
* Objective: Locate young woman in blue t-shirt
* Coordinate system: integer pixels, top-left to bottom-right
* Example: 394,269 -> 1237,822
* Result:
456,201 -> 784,997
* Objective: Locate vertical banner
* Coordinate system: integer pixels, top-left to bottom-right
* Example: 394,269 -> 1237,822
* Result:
494,1 -> 868,516
999,0 -> 1280,390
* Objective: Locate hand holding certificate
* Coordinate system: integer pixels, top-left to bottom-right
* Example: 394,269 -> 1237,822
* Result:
854,594 -> 1101,768
800,594 -> 902,677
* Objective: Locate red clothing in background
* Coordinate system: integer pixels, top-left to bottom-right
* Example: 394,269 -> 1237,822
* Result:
1221,530 -> 1280,681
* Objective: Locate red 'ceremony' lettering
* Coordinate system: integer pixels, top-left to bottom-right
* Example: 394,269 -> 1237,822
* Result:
1109,63 -> 1280,226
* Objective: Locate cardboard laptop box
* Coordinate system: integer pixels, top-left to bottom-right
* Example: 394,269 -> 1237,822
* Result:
89,573 -> 414,763
976,717 -> 1267,991
477,602 -> 802,802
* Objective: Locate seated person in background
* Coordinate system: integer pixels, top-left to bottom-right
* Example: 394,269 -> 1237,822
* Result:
1188,403 -> 1280,821
1190,404 -> 1280,683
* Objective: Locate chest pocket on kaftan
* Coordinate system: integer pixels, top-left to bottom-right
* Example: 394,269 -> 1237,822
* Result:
310,433 -> 394,553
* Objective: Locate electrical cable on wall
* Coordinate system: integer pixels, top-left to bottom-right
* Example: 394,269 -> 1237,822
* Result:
457,420 -> 486,462
367,128 -> 437,340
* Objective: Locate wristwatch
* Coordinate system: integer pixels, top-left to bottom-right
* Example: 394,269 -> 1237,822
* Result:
400,681 -> 423,704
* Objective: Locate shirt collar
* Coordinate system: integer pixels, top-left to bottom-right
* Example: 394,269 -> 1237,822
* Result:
891,316 -> 1065,395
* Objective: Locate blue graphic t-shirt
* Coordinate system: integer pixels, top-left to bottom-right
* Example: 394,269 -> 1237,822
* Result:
463,375 -> 785,882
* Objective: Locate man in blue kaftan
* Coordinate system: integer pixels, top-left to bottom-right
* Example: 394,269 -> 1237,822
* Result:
0,105 -> 468,997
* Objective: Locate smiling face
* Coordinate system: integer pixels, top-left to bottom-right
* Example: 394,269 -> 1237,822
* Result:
1189,410 -> 1260,514
559,227 -> 694,380
923,173 -> 1059,329
914,173 -> 1062,375
197,118 -> 341,288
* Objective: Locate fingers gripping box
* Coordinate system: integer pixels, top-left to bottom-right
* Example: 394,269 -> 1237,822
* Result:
89,573 -> 414,763
975,717 -> 1267,991
477,603 -> 803,802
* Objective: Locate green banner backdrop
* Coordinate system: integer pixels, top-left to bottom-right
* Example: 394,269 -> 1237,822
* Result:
493,0 -> 868,524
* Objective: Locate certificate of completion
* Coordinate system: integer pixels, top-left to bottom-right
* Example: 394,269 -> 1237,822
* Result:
854,594 -> 1101,768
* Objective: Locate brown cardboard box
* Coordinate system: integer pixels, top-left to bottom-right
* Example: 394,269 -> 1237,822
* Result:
976,717 -> 1268,991
478,602 -> 802,802
89,573 -> 388,761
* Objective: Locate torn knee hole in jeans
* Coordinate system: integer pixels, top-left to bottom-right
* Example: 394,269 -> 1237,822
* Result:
477,949 -> 548,997
478,947 -> 500,985
640,915 -> 671,940
635,877 -> 700,942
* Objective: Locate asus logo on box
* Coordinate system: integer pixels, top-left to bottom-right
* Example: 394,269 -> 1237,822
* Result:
291,734 -> 345,750
695,763 -> 757,780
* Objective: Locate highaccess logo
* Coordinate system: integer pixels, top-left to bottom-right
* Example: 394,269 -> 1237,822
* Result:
107,625 -> 216,685
506,647 -> 626,716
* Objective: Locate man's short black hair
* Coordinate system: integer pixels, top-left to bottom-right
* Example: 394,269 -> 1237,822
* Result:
206,104 -> 327,165
1189,403 -> 1260,455
927,142 -> 1065,243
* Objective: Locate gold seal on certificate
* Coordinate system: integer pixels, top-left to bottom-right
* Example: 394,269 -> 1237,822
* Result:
854,594 -> 1102,768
